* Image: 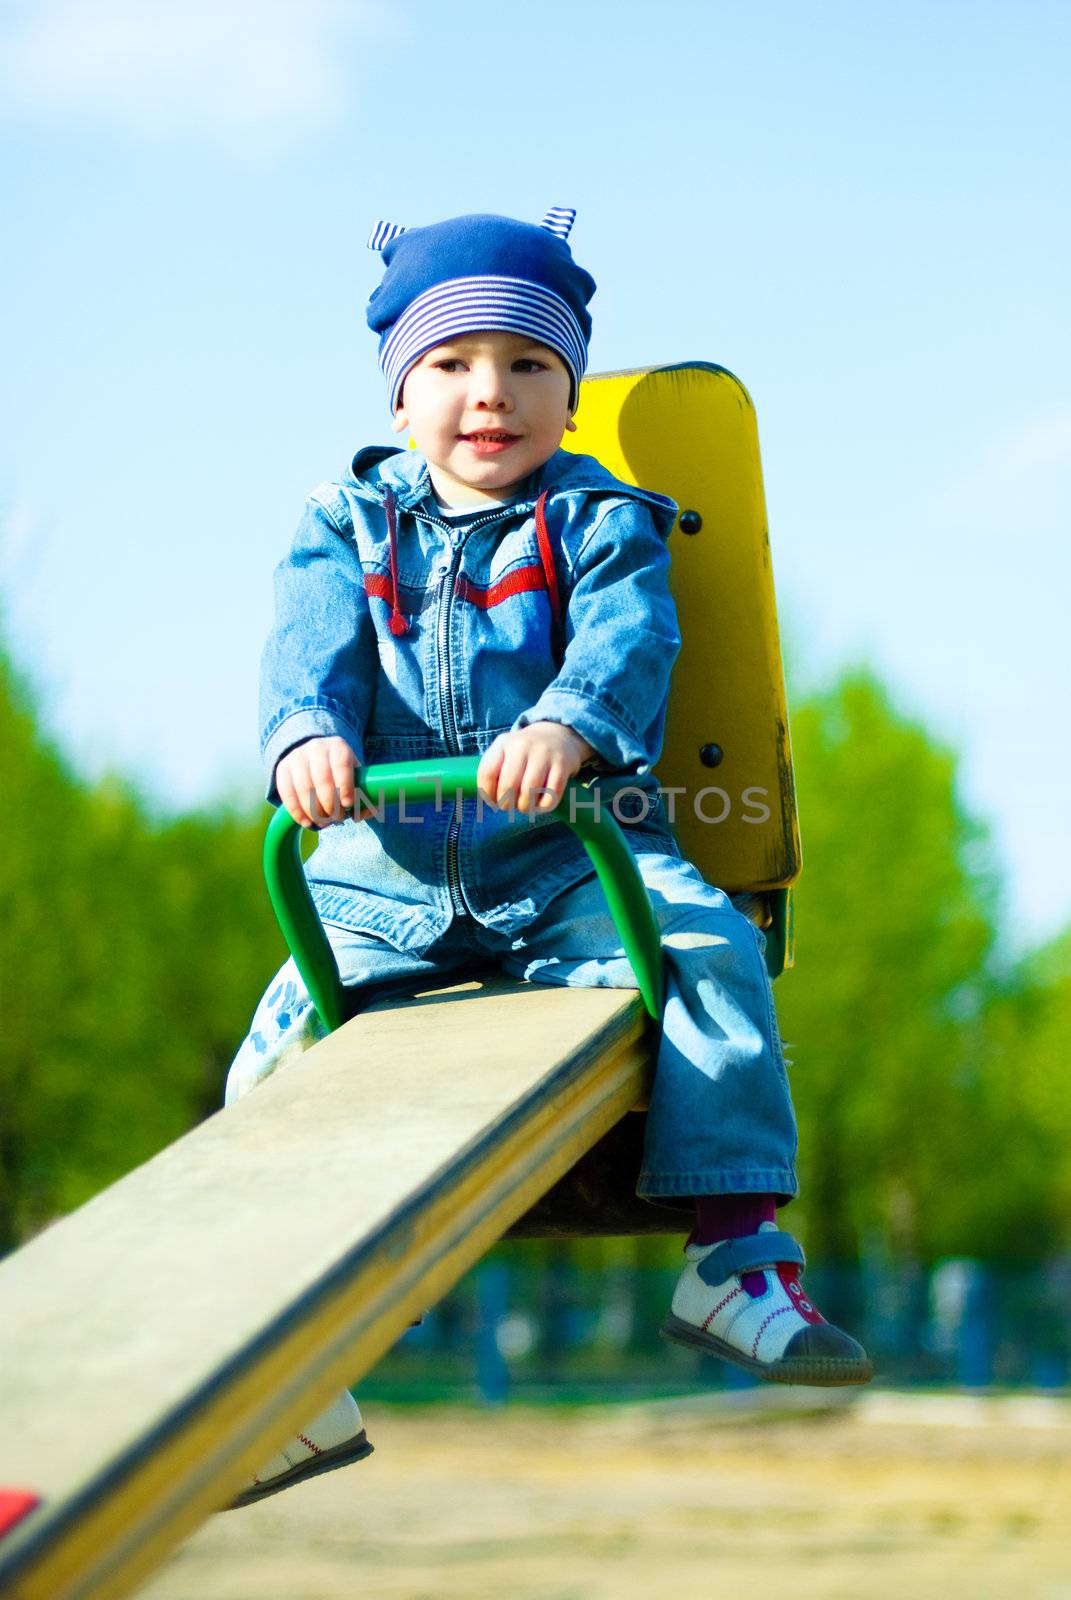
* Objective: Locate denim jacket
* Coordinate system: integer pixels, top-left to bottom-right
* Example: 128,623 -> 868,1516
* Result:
260,445 -> 683,954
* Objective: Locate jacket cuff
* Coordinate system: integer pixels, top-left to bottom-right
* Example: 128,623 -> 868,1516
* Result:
261,707 -> 365,805
510,685 -> 650,775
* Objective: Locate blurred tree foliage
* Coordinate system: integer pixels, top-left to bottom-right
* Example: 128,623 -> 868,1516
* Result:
0,645 -> 279,1248
775,669 -> 1025,1265
957,922 -> 1071,1260
0,642 -> 1067,1271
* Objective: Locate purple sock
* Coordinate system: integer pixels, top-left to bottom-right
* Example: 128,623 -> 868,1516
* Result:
691,1193 -> 777,1246
691,1194 -> 778,1298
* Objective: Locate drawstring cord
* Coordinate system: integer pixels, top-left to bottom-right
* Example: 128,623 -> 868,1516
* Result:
534,489 -> 564,659
384,486 -> 409,636
383,485 -> 558,647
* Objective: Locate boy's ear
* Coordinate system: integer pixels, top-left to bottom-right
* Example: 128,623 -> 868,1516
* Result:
391,405 -> 409,435
565,415 -> 578,433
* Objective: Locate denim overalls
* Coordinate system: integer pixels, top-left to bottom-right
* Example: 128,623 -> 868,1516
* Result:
228,447 -> 798,1202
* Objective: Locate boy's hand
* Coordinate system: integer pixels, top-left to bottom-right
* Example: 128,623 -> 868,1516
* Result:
275,736 -> 371,829
477,723 -> 597,816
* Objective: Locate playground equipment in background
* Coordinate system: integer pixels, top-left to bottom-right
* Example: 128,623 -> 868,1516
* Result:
0,363 -> 800,1599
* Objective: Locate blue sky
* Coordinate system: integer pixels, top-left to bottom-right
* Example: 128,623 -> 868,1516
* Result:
2,0 -> 1068,951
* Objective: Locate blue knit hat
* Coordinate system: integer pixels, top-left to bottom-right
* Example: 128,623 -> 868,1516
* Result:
366,208 -> 596,412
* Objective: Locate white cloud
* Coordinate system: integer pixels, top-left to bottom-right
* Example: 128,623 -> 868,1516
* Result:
0,0 -> 377,144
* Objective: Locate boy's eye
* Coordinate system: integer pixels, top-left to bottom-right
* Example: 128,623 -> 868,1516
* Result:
428,353 -> 549,375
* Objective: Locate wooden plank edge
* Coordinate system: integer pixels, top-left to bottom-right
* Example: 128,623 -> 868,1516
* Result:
0,1006 -> 652,1600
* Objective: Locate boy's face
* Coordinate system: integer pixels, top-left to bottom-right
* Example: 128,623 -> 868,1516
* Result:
392,330 -> 577,506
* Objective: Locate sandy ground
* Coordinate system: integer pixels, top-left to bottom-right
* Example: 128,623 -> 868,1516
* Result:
143,1391 -> 1071,1600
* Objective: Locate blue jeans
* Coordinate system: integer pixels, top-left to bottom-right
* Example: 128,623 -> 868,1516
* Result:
225,852 -> 798,1201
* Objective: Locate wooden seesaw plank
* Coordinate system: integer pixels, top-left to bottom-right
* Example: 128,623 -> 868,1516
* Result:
0,972 -> 652,1600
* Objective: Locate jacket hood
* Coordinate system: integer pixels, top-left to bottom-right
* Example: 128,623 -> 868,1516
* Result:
345,446 -> 677,536
342,445 -> 678,640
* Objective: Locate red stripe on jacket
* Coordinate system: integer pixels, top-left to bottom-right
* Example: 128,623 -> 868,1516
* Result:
362,490 -> 560,624
363,564 -> 550,611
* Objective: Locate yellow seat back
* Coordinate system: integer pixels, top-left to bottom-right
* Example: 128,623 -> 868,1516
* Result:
564,363 -> 800,915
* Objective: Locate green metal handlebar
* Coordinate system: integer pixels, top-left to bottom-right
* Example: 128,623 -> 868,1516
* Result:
263,755 -> 665,1034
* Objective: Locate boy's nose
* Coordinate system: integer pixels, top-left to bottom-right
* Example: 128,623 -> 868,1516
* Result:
469,363 -> 513,411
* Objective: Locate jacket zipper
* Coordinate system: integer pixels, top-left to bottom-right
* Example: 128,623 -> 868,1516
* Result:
422,503 -> 526,918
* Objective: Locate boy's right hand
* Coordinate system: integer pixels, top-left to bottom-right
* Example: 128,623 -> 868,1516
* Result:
275,736 -> 368,829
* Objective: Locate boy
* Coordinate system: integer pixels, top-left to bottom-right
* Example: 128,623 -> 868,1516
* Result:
227,209 -> 872,1507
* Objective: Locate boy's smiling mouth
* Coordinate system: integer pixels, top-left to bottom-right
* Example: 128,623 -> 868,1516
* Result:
458,429 -> 521,454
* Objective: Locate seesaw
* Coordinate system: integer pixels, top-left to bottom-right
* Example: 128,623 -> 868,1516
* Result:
0,364 -> 799,1600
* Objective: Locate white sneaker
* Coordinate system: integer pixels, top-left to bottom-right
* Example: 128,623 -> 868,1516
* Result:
661,1222 -> 873,1386
227,1390 -> 373,1509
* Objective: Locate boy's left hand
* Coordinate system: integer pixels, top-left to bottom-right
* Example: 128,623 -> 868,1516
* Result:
477,723 -> 596,815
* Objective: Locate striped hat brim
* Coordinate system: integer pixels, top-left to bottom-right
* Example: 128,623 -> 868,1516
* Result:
381,276 -> 587,410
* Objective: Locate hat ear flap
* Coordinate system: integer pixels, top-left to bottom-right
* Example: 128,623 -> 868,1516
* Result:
539,207 -> 576,241
367,220 -> 409,251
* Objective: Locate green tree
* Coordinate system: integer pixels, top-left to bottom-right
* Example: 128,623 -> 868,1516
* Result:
0,638 -> 279,1245
0,646 -> 84,1247
953,924 -> 1071,1260
774,669 -> 999,1263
